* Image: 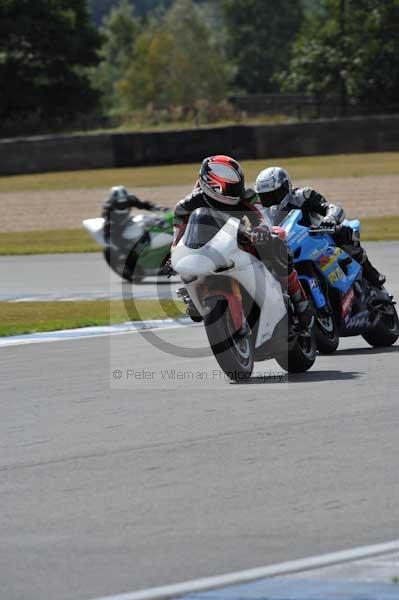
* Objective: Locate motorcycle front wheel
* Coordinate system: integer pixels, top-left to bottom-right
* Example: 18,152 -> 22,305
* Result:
311,299 -> 339,354
275,330 -> 317,373
203,297 -> 254,382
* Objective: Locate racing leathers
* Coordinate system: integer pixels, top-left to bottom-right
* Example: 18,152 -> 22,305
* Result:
268,187 -> 385,288
174,185 -> 313,330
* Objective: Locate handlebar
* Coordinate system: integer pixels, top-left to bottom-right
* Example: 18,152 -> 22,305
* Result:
308,227 -> 336,235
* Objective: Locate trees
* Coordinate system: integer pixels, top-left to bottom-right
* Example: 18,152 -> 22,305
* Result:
88,0 -> 208,25
221,0 -> 303,93
0,0 -> 100,124
119,0 -> 230,115
282,0 -> 399,112
350,1 -> 399,108
93,0 -> 140,115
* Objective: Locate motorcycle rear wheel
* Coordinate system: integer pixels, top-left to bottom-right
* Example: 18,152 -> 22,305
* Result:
362,302 -> 399,347
204,297 -> 254,382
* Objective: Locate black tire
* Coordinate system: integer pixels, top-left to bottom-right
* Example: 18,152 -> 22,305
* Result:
362,302 -> 399,347
103,247 -> 144,283
203,296 -> 254,382
313,304 -> 339,354
128,264 -> 144,284
275,330 -> 317,373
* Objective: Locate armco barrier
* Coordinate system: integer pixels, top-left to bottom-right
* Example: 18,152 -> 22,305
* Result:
0,115 -> 398,176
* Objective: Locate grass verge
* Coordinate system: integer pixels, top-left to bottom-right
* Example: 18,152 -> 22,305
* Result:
0,229 -> 99,255
0,216 -> 398,255
0,299 -> 185,337
361,216 -> 399,241
1,153 -> 399,193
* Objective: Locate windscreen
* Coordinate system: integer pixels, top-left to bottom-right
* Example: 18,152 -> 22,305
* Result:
265,205 -> 291,226
183,208 -> 231,249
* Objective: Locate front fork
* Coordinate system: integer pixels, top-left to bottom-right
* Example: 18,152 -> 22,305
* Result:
203,278 -> 244,334
299,274 -> 327,310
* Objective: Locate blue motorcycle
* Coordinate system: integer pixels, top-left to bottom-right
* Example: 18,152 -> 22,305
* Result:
273,208 -> 399,354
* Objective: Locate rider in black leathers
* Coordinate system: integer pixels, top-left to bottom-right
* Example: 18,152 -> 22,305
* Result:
102,186 -> 161,244
255,167 -> 385,288
174,155 -> 313,330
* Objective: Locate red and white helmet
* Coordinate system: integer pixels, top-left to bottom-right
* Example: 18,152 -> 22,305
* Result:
199,155 -> 245,205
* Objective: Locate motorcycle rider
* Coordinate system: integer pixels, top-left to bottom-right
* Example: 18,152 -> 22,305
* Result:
255,166 -> 385,288
102,185 -> 164,244
102,185 -> 169,280
173,155 -> 313,331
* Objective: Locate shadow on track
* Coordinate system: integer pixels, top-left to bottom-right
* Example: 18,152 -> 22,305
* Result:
232,370 -> 362,385
334,345 -> 399,356
287,369 -> 362,383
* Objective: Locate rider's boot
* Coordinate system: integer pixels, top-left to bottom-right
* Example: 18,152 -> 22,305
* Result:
362,258 -> 386,288
350,245 -> 386,288
281,270 -> 313,334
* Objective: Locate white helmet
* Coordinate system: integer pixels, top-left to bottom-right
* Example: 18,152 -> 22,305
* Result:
255,167 -> 292,207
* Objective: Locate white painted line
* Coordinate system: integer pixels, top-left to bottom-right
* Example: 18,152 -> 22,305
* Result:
0,318 -> 194,348
1,292 -> 174,302
90,540 -> 399,600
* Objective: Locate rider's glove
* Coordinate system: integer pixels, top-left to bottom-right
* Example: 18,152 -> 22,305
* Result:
248,225 -> 271,245
319,216 -> 337,229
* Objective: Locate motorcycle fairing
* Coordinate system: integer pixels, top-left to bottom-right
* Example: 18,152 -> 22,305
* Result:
82,218 -> 106,247
172,211 -> 287,348
282,210 -> 362,294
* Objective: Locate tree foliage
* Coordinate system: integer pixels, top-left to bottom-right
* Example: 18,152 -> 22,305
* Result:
0,0 -> 100,123
93,0 -> 140,115
119,0 -> 230,113
2,0 -> 396,133
88,0 -> 207,25
282,0 -> 399,109
221,0 -> 303,93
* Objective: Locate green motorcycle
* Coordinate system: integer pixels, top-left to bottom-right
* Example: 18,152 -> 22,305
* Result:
82,209 -> 174,283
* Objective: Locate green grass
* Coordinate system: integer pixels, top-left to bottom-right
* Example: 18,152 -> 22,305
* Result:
0,215 -> 398,255
0,229 -> 99,255
1,153 -> 399,193
361,216 -> 399,241
0,299 -> 185,337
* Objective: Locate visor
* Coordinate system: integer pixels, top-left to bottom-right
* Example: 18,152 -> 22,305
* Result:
258,185 -> 289,207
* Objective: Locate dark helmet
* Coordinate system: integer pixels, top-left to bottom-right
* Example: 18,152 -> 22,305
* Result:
199,155 -> 245,205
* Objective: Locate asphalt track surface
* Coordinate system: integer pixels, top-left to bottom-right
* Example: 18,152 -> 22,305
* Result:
1,242 -> 397,302
0,252 -> 180,301
1,242 -> 399,600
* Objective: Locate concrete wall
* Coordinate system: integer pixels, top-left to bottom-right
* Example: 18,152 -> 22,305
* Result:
1,115 -> 398,176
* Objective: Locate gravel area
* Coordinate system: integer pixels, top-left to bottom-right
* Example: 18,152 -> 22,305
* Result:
0,175 -> 398,232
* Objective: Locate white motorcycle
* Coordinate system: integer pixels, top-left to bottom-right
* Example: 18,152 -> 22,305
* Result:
171,208 -> 316,381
